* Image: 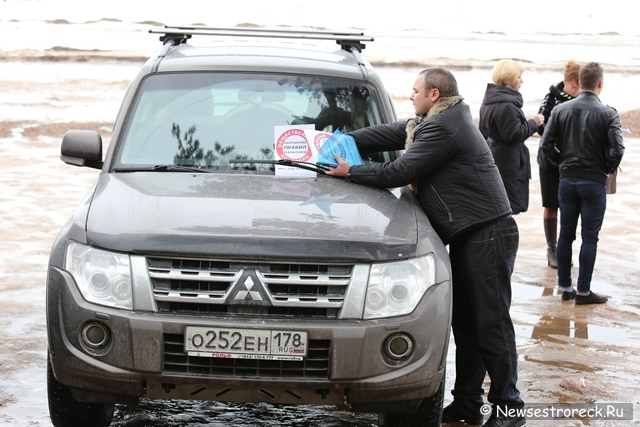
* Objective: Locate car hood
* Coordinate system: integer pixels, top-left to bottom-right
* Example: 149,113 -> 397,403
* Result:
85,172 -> 420,261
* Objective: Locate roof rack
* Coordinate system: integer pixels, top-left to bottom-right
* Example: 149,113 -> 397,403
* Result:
149,25 -> 373,52
149,25 -> 374,79
164,25 -> 367,37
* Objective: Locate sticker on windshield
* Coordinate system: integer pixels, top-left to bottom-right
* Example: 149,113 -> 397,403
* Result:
275,128 -> 313,162
274,125 -> 316,177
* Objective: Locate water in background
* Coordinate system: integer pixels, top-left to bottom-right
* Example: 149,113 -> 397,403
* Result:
2,0 -> 640,119
3,0 -> 639,64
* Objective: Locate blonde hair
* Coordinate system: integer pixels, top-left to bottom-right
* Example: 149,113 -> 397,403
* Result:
491,59 -> 525,86
563,59 -> 580,84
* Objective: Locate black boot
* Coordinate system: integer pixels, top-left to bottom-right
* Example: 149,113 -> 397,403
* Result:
442,402 -> 484,424
544,218 -> 557,269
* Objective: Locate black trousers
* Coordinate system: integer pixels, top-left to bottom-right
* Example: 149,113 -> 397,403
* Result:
448,215 -> 523,415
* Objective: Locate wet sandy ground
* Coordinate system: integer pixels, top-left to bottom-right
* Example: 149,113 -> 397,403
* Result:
1,61 -> 640,426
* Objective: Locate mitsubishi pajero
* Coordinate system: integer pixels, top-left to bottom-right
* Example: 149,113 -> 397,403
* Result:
46,26 -> 452,427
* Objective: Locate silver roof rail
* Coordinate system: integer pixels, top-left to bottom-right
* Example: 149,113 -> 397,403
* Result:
149,25 -> 373,52
149,25 -> 374,80
164,25 -> 366,37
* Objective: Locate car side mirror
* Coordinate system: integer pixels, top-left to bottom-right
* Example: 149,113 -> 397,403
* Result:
60,130 -> 104,169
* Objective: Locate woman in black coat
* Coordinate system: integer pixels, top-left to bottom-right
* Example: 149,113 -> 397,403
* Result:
479,59 -> 544,214
536,60 -> 581,268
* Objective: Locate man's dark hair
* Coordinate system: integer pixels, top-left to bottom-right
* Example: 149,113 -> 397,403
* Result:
421,68 -> 459,97
579,62 -> 603,91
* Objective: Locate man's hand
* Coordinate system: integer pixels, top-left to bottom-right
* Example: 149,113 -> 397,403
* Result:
324,154 -> 351,177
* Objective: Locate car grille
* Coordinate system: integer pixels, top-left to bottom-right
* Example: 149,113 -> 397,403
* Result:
148,257 -> 353,318
163,334 -> 331,379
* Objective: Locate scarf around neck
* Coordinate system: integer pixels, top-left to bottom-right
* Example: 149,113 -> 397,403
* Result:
403,95 -> 463,192
405,95 -> 463,150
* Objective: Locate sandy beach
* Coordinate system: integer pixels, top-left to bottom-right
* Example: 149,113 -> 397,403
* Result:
1,47 -> 640,426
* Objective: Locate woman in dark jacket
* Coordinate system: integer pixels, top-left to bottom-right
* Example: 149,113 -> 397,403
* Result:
536,60 -> 581,268
479,59 -> 544,214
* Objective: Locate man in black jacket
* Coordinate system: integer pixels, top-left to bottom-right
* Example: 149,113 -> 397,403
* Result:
326,68 -> 525,427
540,62 -> 624,304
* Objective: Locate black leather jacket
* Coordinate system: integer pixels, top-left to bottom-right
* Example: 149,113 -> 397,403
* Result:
540,92 -> 624,184
536,81 -> 577,170
346,99 -> 512,245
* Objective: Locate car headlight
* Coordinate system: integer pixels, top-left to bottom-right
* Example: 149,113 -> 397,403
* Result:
364,254 -> 436,320
65,241 -> 133,310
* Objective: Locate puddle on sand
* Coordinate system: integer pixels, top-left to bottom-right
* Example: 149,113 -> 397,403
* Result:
531,316 -> 627,344
511,282 -> 630,345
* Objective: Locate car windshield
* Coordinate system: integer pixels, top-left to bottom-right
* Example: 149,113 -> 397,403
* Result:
115,72 -> 394,172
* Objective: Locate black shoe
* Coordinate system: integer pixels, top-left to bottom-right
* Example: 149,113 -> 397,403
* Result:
575,292 -> 608,305
482,415 -> 526,427
442,403 -> 484,425
561,289 -> 576,301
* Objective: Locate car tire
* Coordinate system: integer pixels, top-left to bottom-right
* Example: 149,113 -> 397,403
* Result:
47,354 -> 115,427
377,370 -> 445,427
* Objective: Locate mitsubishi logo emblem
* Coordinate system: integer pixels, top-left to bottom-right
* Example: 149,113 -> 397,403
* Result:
234,276 -> 263,301
228,269 -> 271,306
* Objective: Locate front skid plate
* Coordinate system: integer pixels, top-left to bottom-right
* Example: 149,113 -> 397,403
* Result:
146,382 -> 346,406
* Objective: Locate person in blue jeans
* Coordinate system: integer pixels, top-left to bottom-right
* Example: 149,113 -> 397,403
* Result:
540,62 -> 625,304
327,68 -> 525,427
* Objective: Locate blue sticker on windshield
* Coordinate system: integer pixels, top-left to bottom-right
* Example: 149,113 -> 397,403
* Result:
317,129 -> 364,167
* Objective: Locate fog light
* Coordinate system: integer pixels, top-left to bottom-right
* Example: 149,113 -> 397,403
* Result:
81,321 -> 110,349
384,333 -> 413,360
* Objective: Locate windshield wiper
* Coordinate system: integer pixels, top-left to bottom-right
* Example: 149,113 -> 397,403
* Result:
151,165 -> 213,172
229,159 -> 329,174
112,165 -> 212,173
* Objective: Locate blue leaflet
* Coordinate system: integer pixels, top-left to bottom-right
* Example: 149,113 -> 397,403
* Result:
317,129 -> 364,167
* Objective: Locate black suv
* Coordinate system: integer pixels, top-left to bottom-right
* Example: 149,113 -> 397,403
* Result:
46,26 -> 452,427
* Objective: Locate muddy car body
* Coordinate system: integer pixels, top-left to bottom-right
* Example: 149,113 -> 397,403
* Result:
46,27 -> 452,427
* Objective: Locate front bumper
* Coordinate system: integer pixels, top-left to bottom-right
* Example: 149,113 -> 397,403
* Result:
46,266 -> 451,407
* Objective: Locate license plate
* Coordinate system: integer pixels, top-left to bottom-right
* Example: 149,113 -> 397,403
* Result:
184,326 -> 308,360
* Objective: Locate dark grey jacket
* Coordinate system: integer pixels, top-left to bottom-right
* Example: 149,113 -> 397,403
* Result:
347,98 -> 512,245
540,92 -> 624,184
